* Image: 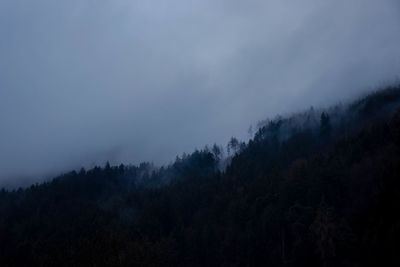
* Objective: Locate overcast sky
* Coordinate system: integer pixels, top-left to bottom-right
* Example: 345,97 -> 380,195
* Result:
1,0 -> 400,186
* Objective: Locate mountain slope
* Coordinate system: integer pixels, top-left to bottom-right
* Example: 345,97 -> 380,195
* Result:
1,85 -> 400,266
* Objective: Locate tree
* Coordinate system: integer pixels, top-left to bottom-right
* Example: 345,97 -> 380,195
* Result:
227,137 -> 239,155
309,200 -> 338,267
212,143 -> 222,161
320,112 -> 331,139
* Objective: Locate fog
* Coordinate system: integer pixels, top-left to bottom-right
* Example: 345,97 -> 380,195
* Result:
1,0 -> 400,186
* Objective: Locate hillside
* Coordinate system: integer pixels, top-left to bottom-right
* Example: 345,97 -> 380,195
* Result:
1,85 -> 400,266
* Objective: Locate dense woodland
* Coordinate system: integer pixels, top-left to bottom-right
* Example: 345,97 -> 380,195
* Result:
1,85 -> 400,266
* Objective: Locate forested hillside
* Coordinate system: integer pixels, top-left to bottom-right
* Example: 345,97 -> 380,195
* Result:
1,85 -> 400,266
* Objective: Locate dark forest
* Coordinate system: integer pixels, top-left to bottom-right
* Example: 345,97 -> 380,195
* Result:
1,85 -> 400,266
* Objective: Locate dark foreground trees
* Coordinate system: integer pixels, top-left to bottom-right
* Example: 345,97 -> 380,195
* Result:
1,86 -> 400,266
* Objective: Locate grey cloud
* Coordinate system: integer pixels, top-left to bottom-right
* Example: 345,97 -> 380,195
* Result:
1,0 -> 400,186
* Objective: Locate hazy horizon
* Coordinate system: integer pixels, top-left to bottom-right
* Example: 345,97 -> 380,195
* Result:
1,0 -> 400,187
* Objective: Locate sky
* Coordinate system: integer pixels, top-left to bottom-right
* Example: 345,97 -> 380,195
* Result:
1,0 -> 400,187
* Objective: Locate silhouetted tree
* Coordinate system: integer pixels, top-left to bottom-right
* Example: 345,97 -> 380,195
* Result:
320,112 -> 331,139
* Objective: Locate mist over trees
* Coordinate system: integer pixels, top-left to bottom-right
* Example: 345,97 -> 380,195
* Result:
1,85 -> 400,266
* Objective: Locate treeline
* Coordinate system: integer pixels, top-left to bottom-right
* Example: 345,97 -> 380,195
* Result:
0,85 -> 400,266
